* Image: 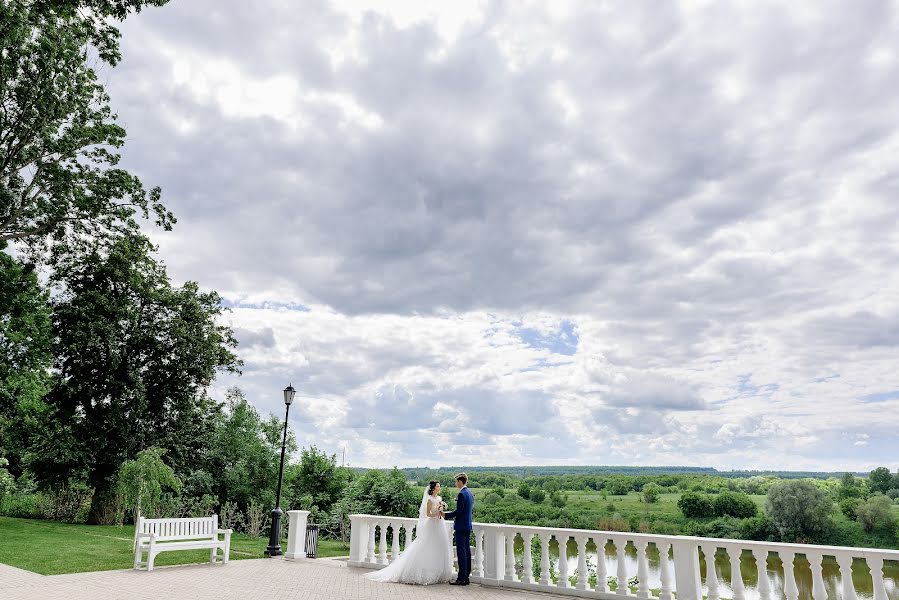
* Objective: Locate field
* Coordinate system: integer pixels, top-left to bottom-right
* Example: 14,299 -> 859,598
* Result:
0,517 -> 349,575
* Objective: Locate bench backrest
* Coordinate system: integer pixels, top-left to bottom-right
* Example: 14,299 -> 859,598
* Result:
137,515 -> 219,541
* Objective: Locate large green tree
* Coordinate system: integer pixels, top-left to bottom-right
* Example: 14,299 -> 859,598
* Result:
27,235 -> 239,522
0,248 -> 52,476
0,0 -> 172,256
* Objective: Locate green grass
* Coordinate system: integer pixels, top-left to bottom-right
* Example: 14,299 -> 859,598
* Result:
0,517 -> 349,575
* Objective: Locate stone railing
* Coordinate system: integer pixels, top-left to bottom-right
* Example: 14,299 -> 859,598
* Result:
348,514 -> 899,600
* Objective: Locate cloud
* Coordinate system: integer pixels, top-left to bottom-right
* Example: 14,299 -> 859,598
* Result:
79,0 -> 899,469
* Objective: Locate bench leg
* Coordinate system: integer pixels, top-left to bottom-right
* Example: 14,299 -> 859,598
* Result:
133,547 -> 142,570
210,547 -> 216,564
147,551 -> 155,572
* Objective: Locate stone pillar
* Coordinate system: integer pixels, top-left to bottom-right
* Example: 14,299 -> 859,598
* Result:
284,510 -> 310,560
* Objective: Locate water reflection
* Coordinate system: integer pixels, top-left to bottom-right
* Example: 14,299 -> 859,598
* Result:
510,538 -> 899,600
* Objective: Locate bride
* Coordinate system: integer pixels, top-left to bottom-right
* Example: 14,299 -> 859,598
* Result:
366,480 -> 454,585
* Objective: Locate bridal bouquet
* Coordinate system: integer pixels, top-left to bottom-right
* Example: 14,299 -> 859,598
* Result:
439,500 -> 447,512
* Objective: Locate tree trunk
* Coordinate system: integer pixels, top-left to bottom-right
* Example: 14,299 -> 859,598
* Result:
86,488 -> 118,524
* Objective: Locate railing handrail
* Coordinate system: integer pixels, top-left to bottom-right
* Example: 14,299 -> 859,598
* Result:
348,513 -> 899,559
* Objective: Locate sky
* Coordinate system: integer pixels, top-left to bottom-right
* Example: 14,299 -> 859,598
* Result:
104,0 -> 899,471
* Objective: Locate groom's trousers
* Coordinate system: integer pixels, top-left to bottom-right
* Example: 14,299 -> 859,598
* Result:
454,530 -> 472,581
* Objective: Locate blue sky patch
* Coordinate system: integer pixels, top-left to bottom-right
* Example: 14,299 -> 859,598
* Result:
517,320 -> 578,355
861,390 -> 899,403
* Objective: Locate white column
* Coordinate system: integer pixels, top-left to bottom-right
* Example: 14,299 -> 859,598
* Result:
284,510 -> 310,560
836,553 -> 859,600
781,550 -> 799,600
725,546 -> 745,600
752,549 -> 772,600
348,515 -> 365,564
539,533 -> 551,586
378,522 -> 388,564
473,528 -> 485,578
558,534 -> 569,589
390,523 -> 400,562
483,527 -> 504,581
595,537 -> 609,594
636,540 -> 650,598
522,533 -> 534,584
576,536 -> 588,591
616,539 -> 629,595
658,543 -> 673,600
366,521 -> 376,563
869,557 -> 888,600
672,540 -> 701,600
808,552 -> 827,600
505,531 -> 517,581
701,544 -> 720,600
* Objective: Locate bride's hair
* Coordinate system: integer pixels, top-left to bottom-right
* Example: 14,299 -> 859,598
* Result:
427,480 -> 439,495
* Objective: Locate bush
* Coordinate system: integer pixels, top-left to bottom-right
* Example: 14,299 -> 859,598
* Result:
839,498 -> 863,519
517,483 -> 530,499
766,480 -> 833,542
491,487 -> 506,498
885,489 -> 899,500
678,492 -> 715,518
597,515 -> 630,532
739,515 -> 776,541
550,492 -> 566,508
855,494 -> 895,532
606,477 -> 631,496
714,491 -> 757,518
483,492 -> 501,505
642,483 -> 662,504
529,489 -> 546,503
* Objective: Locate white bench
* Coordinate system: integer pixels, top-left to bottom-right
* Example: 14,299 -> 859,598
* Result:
133,515 -> 232,571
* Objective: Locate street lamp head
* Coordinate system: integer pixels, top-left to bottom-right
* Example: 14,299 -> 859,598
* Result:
283,384 -> 296,406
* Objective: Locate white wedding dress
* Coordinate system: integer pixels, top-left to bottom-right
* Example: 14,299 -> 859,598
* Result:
366,491 -> 454,585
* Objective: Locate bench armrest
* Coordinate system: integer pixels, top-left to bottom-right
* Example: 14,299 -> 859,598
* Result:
136,532 -> 156,540
216,528 -> 233,534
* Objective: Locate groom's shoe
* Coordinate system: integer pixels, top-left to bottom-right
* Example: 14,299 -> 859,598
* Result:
449,579 -> 467,586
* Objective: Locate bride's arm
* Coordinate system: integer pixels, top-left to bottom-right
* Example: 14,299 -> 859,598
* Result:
426,499 -> 439,517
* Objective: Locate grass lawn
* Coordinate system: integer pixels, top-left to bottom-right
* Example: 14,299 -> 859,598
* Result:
0,517 -> 349,575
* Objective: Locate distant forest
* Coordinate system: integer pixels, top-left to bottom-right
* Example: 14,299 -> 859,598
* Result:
381,466 -> 864,480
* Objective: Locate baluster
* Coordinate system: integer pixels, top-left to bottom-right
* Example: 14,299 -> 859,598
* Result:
576,536 -> 588,590
636,541 -> 650,598
366,522 -> 376,563
702,544 -> 720,600
522,533 -> 534,584
558,534 -> 569,588
505,531 -> 517,581
539,533 -> 551,586
616,539 -> 629,596
752,549 -> 772,600
391,523 -> 400,562
658,543 -> 673,600
868,557 -> 888,600
836,553 -> 859,600
781,551 -> 799,600
727,546 -> 745,600
378,523 -> 388,564
807,552 -> 827,600
595,537 -> 609,594
474,529 -> 485,578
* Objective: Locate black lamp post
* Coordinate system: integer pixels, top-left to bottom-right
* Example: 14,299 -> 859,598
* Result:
266,383 -> 296,557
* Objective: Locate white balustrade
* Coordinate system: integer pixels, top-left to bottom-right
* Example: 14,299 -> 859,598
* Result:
347,514 -> 899,599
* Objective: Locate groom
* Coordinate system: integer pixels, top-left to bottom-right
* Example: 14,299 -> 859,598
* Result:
441,473 -> 474,586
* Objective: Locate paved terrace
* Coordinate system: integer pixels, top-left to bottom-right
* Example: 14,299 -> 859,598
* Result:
0,559 -> 551,600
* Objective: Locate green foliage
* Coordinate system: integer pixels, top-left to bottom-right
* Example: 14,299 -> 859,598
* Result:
713,491 -> 757,518
529,489 -> 546,503
840,497 -> 863,519
605,476 -> 631,495
838,473 -> 867,500
517,482 -> 530,499
765,480 -> 833,542
678,492 -> 715,518
491,487 -> 506,498
642,483 -> 662,504
868,467 -> 894,495
484,492 -> 501,505
854,494 -> 895,532
549,491 -> 566,508
0,458 -> 14,499
738,515 -> 776,541
116,447 -> 181,522
886,489 -> 899,500
286,445 -> 350,521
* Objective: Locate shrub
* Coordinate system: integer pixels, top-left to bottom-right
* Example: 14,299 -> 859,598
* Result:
739,515 -> 776,541
766,480 -> 833,542
855,494 -> 895,532
714,491 -> 757,518
483,492 -> 501,505
550,492 -> 566,508
839,498 -> 863,519
529,489 -> 546,503
642,483 -> 662,504
606,477 -> 631,496
491,487 -> 506,498
219,501 -> 243,531
517,483 -> 530,499
597,515 -> 630,532
885,489 -> 899,500
245,500 -> 268,538
678,492 -> 715,518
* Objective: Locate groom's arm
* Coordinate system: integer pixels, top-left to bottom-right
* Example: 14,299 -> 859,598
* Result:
444,491 -> 467,520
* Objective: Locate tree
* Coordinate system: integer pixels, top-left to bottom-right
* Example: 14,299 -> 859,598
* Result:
605,477 -> 631,496
642,483 -> 662,504
0,457 -> 14,499
117,447 -> 181,523
286,446 -> 350,520
837,473 -> 866,500
0,250 -> 52,476
517,482 -> 530,499
1,1 -> 173,255
529,489 -> 546,503
855,494 -> 895,532
765,480 -> 833,543
27,235 -> 239,522
678,492 -> 715,518
713,491 -> 758,518
868,467 -> 894,495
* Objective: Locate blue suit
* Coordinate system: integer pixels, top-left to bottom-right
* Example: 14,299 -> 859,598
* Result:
444,486 -> 474,581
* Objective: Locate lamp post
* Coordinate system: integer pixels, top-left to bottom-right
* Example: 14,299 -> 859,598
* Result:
266,383 -> 296,557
